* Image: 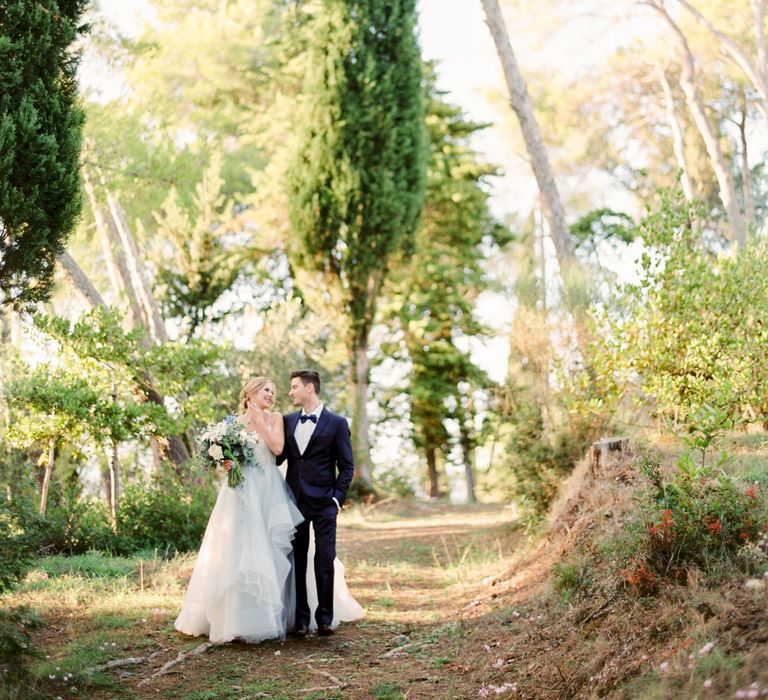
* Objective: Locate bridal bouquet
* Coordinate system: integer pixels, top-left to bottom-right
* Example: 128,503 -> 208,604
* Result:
195,419 -> 261,488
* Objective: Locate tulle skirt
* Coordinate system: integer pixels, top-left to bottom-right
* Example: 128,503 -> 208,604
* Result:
306,532 -> 365,630
174,463 -> 304,644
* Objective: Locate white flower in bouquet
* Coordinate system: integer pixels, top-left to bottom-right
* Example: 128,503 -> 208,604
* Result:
195,418 -> 262,487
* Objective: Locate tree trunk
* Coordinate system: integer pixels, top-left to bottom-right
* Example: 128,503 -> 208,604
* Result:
108,383 -> 121,523
100,456 -> 113,517
81,165 -> 146,332
39,437 -> 56,516
108,445 -> 119,524
460,435 -> 477,504
755,0 -> 768,87
103,188 -> 169,344
672,0 -> 768,122
350,331 -> 373,491
141,384 -> 191,469
57,252 -> 107,309
649,2 -> 746,245
481,0 -> 575,269
457,400 -> 477,504
426,446 -> 440,499
739,88 -> 756,226
58,250 -> 190,471
657,65 -> 696,202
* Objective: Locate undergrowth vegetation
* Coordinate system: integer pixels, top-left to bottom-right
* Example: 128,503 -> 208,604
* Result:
554,406 -> 768,603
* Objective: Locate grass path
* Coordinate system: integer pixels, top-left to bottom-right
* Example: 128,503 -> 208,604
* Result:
12,502 -> 524,700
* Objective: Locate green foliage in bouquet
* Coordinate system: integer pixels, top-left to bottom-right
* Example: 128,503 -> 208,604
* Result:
194,419 -> 261,488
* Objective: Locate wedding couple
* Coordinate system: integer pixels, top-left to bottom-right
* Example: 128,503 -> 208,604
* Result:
174,369 -> 363,644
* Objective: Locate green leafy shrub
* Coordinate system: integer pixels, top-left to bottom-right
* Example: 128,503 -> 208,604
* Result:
0,499 -> 38,593
5,476 -> 217,559
552,559 -> 595,600
32,487 -> 114,555
641,463 -> 766,577
503,395 -> 587,514
0,606 -> 43,700
608,189 -> 768,424
373,465 -> 416,499
629,407 -> 768,584
113,476 -> 217,555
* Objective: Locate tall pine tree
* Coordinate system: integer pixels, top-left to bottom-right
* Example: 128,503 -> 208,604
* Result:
0,1 -> 87,307
287,0 -> 426,489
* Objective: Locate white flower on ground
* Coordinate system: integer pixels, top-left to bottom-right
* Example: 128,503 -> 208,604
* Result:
698,641 -> 715,656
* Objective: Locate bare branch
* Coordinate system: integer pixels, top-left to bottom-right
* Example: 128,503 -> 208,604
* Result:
136,642 -> 214,687
656,64 -> 696,201
673,0 -> 768,121
752,0 -> 767,78
644,0 -> 746,244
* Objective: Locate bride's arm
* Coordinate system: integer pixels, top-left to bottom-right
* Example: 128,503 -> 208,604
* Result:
259,411 -> 285,456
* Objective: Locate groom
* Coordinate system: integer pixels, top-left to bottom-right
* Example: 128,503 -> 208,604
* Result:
278,369 -> 354,637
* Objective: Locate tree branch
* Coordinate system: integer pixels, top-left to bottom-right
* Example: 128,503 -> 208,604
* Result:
643,0 -> 746,245
673,0 -> 768,121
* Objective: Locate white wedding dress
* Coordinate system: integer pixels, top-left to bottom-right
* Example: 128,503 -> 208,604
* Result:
175,436 -> 303,643
175,433 -> 363,644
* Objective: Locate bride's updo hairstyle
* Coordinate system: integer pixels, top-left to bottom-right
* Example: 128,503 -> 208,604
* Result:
239,376 -> 273,411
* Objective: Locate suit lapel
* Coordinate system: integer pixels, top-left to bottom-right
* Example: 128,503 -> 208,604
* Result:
287,412 -> 302,455
303,407 -> 329,455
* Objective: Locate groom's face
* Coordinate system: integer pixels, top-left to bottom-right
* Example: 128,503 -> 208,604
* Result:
289,378 -> 310,406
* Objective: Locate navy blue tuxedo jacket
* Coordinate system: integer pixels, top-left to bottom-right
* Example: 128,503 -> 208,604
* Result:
278,408 -> 355,511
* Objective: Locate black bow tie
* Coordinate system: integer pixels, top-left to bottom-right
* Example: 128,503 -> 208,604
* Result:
299,413 -> 317,424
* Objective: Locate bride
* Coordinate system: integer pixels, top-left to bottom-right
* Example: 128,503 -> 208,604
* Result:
175,376 -> 363,644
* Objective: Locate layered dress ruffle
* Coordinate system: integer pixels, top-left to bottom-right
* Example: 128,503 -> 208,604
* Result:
175,439 -> 303,644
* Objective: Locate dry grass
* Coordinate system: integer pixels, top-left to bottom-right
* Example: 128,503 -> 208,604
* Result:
6,440 -> 768,699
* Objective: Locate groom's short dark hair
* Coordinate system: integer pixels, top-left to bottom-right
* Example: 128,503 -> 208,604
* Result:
291,369 -> 321,395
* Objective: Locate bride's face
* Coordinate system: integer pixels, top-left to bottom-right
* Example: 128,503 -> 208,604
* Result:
248,382 -> 275,410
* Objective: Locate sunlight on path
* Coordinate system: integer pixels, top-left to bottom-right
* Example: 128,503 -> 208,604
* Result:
336,502 -> 522,626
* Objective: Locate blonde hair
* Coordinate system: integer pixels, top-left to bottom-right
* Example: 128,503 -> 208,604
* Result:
239,376 -> 274,411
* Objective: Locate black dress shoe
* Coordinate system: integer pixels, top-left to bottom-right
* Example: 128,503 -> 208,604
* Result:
317,624 -> 335,637
292,624 -> 309,638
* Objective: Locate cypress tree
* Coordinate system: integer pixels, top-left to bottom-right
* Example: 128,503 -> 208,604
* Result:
287,0 -> 426,489
0,1 -> 88,307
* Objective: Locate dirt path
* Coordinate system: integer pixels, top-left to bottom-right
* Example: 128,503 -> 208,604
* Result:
9,502 -> 525,700
108,502 -> 521,700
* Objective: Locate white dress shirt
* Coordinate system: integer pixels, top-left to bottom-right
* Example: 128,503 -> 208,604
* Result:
294,402 -> 323,455
293,402 -> 340,511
